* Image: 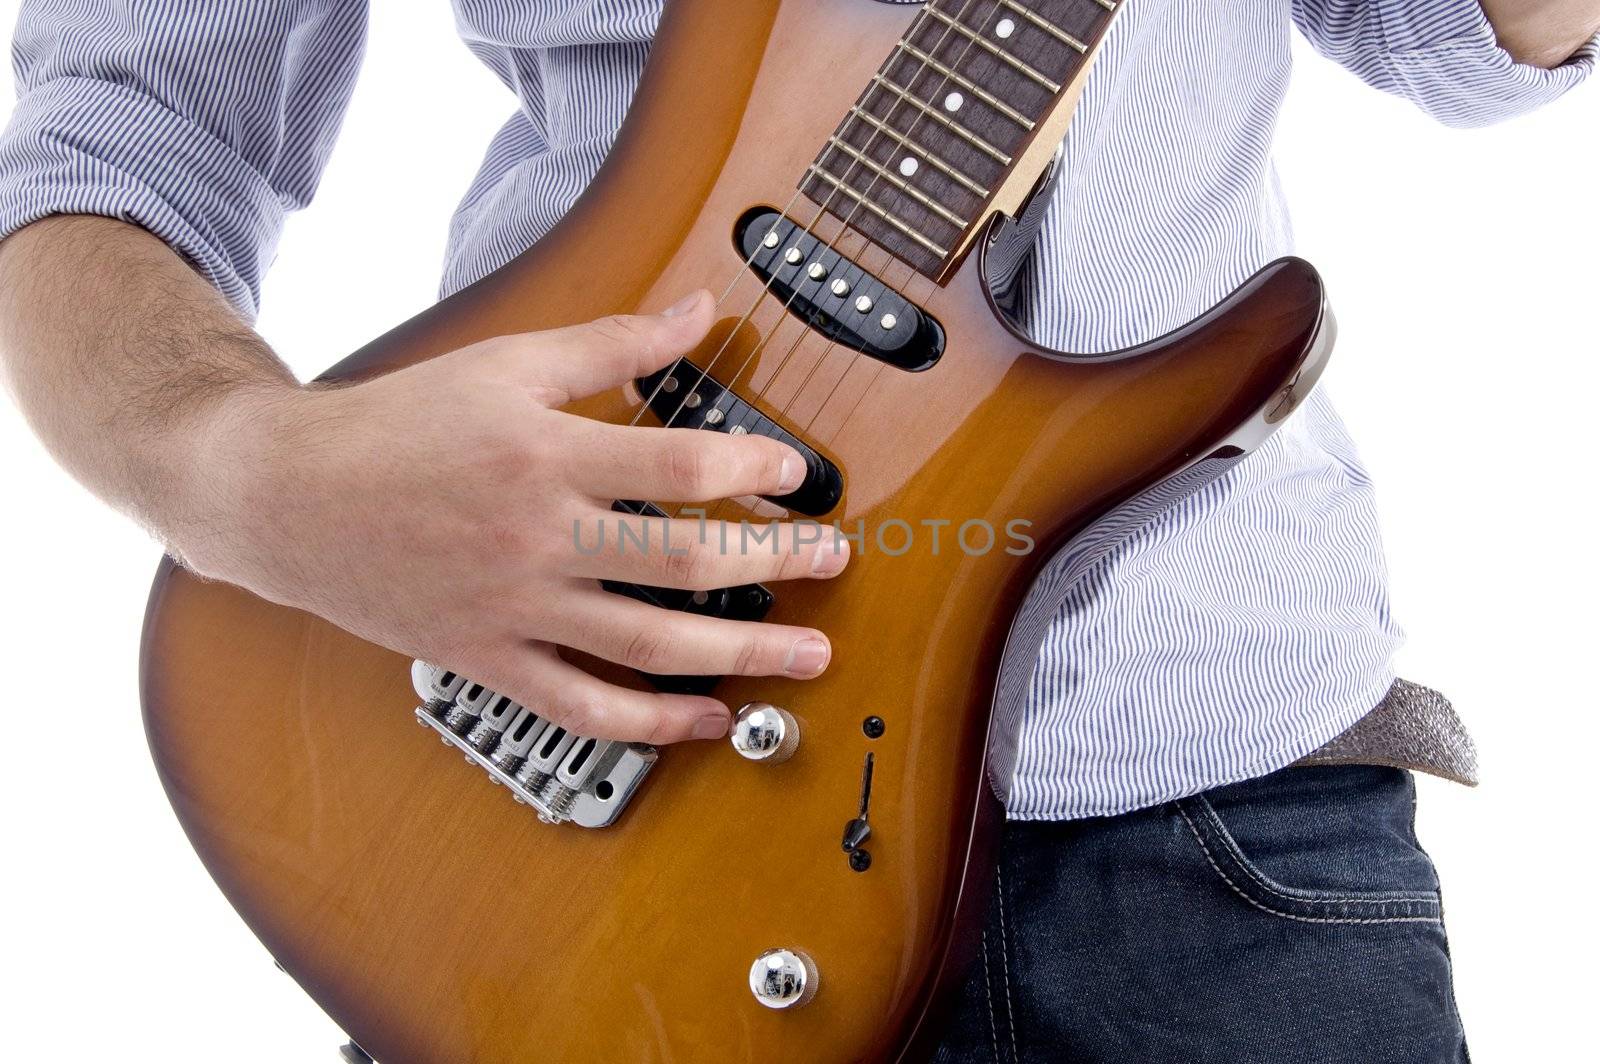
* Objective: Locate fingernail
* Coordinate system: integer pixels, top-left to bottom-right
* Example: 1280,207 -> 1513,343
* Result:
785,638 -> 830,677
692,713 -> 729,740
810,535 -> 849,577
778,453 -> 806,493
662,291 -> 702,318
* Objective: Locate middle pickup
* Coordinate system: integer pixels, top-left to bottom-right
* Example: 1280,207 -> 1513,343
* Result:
636,361 -> 844,516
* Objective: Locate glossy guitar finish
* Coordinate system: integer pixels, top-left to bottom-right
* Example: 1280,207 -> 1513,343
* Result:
140,0 -> 1331,1060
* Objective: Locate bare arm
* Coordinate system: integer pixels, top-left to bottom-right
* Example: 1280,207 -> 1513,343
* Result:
1482,0 -> 1600,66
0,215 -> 848,743
0,217 -> 296,551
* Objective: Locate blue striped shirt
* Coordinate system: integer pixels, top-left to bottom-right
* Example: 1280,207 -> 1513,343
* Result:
2,1 -> 1592,819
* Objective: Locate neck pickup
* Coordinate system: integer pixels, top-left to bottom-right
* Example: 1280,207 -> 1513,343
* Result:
736,208 -> 943,372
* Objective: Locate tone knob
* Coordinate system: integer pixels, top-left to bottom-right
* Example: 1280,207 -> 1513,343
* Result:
730,703 -> 799,763
748,948 -> 818,1010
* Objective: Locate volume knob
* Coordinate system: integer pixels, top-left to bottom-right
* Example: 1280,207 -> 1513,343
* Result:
730,703 -> 799,763
748,948 -> 818,1010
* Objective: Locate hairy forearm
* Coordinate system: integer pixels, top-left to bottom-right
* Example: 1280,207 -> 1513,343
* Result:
1481,0 -> 1600,67
0,216 -> 840,743
0,215 -> 298,562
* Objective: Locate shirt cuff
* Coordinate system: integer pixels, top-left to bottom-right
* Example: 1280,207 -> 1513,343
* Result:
1380,0 -> 1598,127
0,76 -> 288,319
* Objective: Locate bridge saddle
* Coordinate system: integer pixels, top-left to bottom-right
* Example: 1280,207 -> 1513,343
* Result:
409,662 -> 656,829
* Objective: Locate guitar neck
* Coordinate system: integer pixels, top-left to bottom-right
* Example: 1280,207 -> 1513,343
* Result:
800,0 -> 1123,282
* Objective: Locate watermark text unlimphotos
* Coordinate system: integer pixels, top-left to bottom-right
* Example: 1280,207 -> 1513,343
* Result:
573,511 -> 1035,559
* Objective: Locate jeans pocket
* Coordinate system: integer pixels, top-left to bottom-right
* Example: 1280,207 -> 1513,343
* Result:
1175,765 -> 1443,925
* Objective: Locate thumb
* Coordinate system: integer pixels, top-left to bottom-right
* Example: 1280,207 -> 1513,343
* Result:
516,290 -> 714,405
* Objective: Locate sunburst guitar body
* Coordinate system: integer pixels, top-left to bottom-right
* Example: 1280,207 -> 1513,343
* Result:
139,0 -> 1332,1060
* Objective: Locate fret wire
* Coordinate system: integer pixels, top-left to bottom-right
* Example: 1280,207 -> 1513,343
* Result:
998,0 -> 1090,53
870,74 -> 1014,164
1090,0 -> 1118,11
924,5 -> 1061,92
846,106 -> 992,197
804,166 -> 951,256
896,41 -> 1036,129
825,136 -> 969,228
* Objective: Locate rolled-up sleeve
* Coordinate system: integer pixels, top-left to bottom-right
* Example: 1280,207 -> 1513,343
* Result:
1293,0 -> 1597,128
0,2 -> 367,318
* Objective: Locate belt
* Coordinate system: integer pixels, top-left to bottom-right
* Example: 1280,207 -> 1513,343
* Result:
1295,678 -> 1478,786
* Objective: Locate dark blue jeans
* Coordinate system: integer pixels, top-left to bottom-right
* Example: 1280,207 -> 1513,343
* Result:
930,765 -> 1468,1063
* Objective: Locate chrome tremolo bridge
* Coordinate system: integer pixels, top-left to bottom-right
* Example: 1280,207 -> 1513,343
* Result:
410,662 -> 656,828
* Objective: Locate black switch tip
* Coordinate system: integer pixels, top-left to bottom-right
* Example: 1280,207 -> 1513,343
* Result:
841,817 -> 872,852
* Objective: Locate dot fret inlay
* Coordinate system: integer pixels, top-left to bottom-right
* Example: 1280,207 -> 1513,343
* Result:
799,0 -> 1121,278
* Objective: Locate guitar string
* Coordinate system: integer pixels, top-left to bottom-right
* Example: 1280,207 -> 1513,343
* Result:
799,0 -> 1063,452
621,184 -> 807,432
608,0 -> 977,552
765,243 -> 908,443
615,1 -> 973,570
684,0 -> 988,445
642,0 -> 976,450
692,246 -> 916,529
691,36 -> 997,532
610,0 -> 1007,637
729,224 -> 907,455
768,0 -> 1009,440
773,254 -> 920,442
693,0 -> 1000,526
560,2 -> 1068,715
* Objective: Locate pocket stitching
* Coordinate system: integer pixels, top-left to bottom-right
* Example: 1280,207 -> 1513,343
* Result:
1176,802 -> 1443,926
979,928 -> 1003,1064
995,868 -> 1019,1064
1190,794 -> 1440,905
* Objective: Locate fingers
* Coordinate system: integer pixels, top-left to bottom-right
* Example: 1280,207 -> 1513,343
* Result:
481,643 -> 733,745
498,290 -> 715,405
563,420 -> 807,502
560,587 -> 832,681
566,512 -> 851,590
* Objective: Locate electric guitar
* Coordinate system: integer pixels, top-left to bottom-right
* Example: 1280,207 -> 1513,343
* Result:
139,0 -> 1333,1060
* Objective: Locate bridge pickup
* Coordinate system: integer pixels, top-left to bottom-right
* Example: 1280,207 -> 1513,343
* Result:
736,207 -> 943,372
635,363 -> 843,516
602,500 -> 774,695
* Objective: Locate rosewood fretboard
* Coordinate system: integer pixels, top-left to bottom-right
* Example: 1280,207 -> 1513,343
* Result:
800,0 -> 1120,280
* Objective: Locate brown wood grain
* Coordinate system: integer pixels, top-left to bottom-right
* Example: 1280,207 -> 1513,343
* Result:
138,1 -> 1328,1061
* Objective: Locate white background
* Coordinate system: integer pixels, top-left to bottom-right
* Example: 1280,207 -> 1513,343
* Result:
0,4 -> 1595,1061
